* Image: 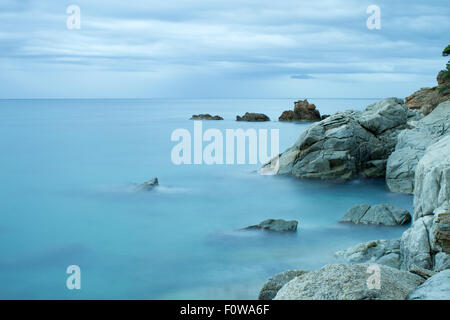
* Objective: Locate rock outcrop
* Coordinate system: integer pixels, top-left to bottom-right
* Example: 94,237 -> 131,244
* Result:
190,114 -> 223,120
386,101 -> 449,194
244,219 -> 298,232
258,270 -> 308,300
405,71 -> 450,115
400,135 -> 450,271
408,269 -> 450,300
339,204 -> 411,226
236,113 -> 270,122
274,264 -> 423,300
335,239 -> 401,269
278,99 -> 321,122
263,98 -> 422,180
137,177 -> 159,191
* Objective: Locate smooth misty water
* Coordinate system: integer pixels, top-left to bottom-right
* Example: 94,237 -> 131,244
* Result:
0,98 -> 413,299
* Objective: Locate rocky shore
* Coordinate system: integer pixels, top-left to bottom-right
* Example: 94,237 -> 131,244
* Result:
259,70 -> 450,299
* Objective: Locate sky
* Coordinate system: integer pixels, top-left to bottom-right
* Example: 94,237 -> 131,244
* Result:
0,0 -> 449,99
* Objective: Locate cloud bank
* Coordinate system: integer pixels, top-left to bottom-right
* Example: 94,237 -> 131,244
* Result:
0,0 -> 448,98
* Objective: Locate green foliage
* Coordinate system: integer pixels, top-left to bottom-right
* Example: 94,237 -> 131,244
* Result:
442,45 -> 450,84
443,45 -> 450,57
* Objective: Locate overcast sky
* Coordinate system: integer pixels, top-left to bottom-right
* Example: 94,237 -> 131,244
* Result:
0,0 -> 449,98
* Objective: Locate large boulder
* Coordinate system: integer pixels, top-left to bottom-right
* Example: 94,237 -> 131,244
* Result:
264,98 -> 422,180
400,216 -> 434,271
258,270 -> 308,300
236,112 -> 270,122
339,204 -> 411,226
413,135 -> 450,220
274,264 -> 423,300
244,219 -> 298,232
408,269 -> 450,300
335,239 -> 401,269
386,101 -> 449,194
400,135 -> 450,271
279,99 -> 321,122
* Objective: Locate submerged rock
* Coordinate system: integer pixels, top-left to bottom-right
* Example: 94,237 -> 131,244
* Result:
264,98 -> 422,180
244,219 -> 298,232
274,263 -> 423,300
278,99 -> 321,122
236,112 -> 270,122
386,101 -> 449,194
190,114 -> 223,120
137,177 -> 159,191
339,204 -> 411,226
408,269 -> 450,300
335,239 -> 401,269
258,270 -> 308,300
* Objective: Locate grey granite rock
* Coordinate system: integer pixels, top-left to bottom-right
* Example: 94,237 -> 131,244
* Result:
264,98 -> 419,180
386,101 -> 449,194
274,264 -> 423,300
408,269 -> 450,300
340,204 -> 411,226
335,239 -> 401,269
258,270 -> 308,300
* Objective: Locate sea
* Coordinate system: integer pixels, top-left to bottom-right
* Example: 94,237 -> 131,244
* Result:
0,98 -> 413,299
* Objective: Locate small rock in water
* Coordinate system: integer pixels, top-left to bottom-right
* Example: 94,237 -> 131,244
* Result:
339,204 -> 411,226
190,114 -> 223,120
244,219 -> 298,232
138,177 -> 159,191
236,112 -> 270,122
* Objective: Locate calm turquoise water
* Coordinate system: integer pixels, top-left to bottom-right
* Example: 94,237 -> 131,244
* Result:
0,99 -> 413,299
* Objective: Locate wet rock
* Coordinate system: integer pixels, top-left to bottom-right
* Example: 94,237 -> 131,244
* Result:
258,270 -> 308,300
236,112 -> 270,122
339,204 -> 411,226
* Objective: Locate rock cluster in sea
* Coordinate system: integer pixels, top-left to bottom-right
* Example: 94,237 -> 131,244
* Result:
259,91 -> 450,300
236,112 -> 270,122
190,114 -> 223,120
278,99 -> 323,122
